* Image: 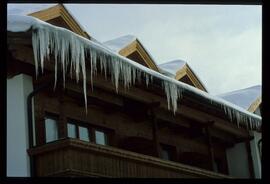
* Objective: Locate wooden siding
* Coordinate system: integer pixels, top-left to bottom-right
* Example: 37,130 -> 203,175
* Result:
28,139 -> 232,178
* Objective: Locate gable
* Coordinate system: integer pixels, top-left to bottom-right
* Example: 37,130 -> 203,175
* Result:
159,61 -> 207,92
28,4 -> 90,39
120,40 -> 159,71
104,35 -> 159,72
126,51 -> 149,68
218,85 -> 261,112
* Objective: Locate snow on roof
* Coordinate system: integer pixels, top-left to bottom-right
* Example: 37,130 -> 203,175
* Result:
218,85 -> 261,110
104,35 -> 159,71
103,35 -> 137,52
158,60 -> 186,77
7,4 -> 57,16
7,15 -> 261,131
8,4 -> 89,39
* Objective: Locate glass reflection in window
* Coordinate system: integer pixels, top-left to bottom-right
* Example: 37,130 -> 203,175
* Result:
45,117 -> 58,143
95,130 -> 106,145
79,126 -> 89,142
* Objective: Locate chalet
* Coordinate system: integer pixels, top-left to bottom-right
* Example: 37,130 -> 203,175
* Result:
7,4 -> 261,178
218,85 -> 262,178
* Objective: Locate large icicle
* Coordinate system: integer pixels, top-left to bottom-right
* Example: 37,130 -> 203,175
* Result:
7,15 -> 261,131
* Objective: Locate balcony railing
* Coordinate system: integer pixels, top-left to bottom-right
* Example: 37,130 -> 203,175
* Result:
28,138 -> 232,178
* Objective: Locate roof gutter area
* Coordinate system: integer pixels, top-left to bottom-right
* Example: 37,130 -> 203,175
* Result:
7,14 -> 261,131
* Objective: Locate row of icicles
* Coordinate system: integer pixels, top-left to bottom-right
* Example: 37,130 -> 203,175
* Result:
30,20 -> 260,131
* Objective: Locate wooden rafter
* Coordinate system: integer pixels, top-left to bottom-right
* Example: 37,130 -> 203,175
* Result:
28,4 -> 90,39
118,39 -> 159,72
174,64 -> 207,92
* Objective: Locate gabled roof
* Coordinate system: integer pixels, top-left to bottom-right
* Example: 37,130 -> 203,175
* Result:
7,14 -> 261,131
103,35 -> 159,72
218,85 -> 261,113
28,4 -> 91,39
159,60 -> 207,92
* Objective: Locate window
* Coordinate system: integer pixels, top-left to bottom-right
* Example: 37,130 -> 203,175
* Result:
79,126 -> 90,141
67,121 -> 90,142
67,120 -> 109,145
161,149 -> 170,161
45,117 -> 58,143
95,130 -> 107,145
160,144 -> 176,161
67,123 -> 76,138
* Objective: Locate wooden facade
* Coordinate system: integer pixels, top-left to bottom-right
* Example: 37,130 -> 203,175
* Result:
7,4 -> 258,178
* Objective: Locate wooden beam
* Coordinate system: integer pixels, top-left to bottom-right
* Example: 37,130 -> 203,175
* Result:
205,126 -> 215,171
245,140 -> 255,178
149,104 -> 161,158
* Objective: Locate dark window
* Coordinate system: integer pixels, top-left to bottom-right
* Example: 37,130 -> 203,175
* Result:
45,116 -> 59,143
160,144 -> 176,161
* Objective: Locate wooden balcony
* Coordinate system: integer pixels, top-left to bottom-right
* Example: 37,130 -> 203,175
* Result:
28,138 -> 232,178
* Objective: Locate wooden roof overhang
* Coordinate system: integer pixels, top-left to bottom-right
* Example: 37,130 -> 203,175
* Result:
118,39 -> 160,72
247,96 -> 261,113
174,64 -> 207,92
28,4 -> 91,40
7,31 -> 255,145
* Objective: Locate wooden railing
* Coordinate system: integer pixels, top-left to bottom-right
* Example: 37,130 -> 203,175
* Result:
28,138 -> 232,178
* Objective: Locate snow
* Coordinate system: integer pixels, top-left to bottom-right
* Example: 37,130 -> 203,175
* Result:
103,35 -> 159,71
159,60 -> 186,77
218,85 -> 261,110
103,35 -> 137,52
159,60 -> 207,91
7,15 -> 261,131
7,4 -> 57,16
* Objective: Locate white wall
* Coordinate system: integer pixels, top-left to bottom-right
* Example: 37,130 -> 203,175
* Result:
7,74 -> 33,177
226,142 -> 250,178
250,131 -> 261,178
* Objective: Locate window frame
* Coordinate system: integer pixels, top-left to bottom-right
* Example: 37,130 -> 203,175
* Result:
44,112 -> 60,143
66,118 -> 110,145
160,143 -> 177,161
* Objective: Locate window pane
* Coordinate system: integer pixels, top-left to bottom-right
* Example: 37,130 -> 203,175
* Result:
95,130 -> 106,145
45,118 -> 58,143
67,123 -> 76,138
161,149 -> 170,161
79,126 -> 89,141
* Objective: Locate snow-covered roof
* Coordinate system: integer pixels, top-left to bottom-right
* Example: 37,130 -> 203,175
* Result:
8,4 -> 57,16
103,35 -> 159,71
158,60 -> 186,78
103,35 -> 137,52
8,4 -> 89,39
158,60 -> 207,92
218,85 -> 261,110
7,15 -> 261,131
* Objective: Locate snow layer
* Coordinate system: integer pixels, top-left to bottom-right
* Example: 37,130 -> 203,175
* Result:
218,85 -> 261,110
103,35 -> 137,52
103,35 -> 159,71
159,60 -> 186,77
159,60 -> 207,91
8,4 -> 57,16
7,15 -> 261,130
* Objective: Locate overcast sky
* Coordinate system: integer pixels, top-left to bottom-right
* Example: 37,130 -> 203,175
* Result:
8,4 -> 262,95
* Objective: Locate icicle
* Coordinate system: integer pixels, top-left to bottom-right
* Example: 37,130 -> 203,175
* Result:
27,16 -> 261,131
145,74 -> 149,87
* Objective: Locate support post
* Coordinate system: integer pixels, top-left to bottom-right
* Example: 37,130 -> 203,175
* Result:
205,125 -> 215,171
149,102 -> 161,158
151,110 -> 161,158
58,90 -> 67,139
245,140 -> 255,178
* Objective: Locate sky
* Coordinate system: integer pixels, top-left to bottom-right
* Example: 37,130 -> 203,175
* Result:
8,4 -> 262,95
